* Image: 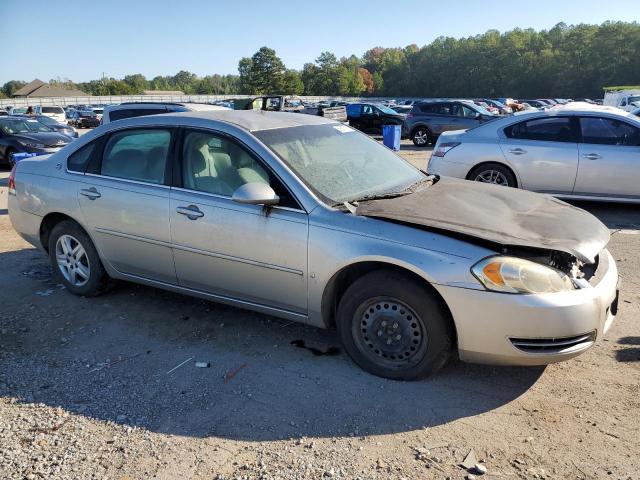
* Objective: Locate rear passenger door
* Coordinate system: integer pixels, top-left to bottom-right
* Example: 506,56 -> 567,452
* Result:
574,116 -> 640,198
499,116 -> 579,193
169,129 -> 309,314
75,128 -> 177,284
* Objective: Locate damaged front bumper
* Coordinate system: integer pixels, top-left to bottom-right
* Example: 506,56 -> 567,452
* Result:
434,249 -> 619,366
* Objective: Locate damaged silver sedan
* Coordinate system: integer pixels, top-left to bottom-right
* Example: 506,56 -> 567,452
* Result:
8,111 -> 619,380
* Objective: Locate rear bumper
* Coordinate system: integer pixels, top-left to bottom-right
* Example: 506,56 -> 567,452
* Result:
435,249 -> 619,366
8,195 -> 43,249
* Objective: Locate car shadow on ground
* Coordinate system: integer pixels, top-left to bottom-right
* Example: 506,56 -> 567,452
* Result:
0,247 -> 544,441
616,336 -> 640,362
568,200 -> 640,230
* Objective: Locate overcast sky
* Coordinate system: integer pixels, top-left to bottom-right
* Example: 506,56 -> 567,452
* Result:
1,0 -> 638,84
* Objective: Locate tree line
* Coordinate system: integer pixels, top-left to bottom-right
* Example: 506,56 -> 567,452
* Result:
2,22 -> 638,99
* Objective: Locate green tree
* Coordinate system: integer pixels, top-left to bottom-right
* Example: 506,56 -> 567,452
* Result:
123,74 -> 149,93
247,47 -> 286,94
238,57 -> 254,94
282,70 -> 304,95
2,80 -> 27,97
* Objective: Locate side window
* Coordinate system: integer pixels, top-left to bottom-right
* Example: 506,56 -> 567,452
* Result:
505,117 -> 574,142
419,104 -> 437,114
438,103 -> 453,115
362,105 -> 374,114
67,142 -> 96,173
181,130 -> 298,208
101,129 -> 171,184
580,117 -> 640,146
461,105 -> 478,117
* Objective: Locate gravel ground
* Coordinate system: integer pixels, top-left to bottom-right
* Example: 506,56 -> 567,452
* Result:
0,145 -> 639,480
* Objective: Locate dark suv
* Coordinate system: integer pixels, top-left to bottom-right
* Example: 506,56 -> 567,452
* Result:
404,100 -> 497,146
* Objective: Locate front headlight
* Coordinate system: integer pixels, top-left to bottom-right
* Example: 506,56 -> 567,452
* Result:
471,256 -> 576,294
17,140 -> 45,149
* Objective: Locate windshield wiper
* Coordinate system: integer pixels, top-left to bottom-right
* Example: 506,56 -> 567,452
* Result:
346,175 -> 439,205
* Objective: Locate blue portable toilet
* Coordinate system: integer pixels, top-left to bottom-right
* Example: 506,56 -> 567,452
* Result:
382,124 -> 401,151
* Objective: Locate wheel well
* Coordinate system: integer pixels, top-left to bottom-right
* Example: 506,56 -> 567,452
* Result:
466,161 -> 518,187
321,261 -> 457,341
39,213 -> 76,253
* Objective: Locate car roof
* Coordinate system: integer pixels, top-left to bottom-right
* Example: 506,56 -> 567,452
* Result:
111,110 -> 338,132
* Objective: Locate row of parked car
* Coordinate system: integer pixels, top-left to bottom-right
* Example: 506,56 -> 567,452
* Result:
0,102 -> 230,167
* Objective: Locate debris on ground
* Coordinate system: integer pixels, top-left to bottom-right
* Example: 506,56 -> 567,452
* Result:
88,351 -> 150,373
223,363 -> 247,383
195,362 -> 211,368
35,289 -> 54,297
461,449 -> 478,469
166,356 -> 194,375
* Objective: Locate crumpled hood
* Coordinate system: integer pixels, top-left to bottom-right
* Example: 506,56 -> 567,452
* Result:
356,177 -> 610,263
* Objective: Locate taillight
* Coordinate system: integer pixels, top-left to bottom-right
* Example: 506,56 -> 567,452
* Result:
8,163 -> 17,195
433,142 -> 461,158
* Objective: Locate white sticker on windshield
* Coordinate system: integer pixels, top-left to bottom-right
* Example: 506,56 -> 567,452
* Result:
333,124 -> 353,133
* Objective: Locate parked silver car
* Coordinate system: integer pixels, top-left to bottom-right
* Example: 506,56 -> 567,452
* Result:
8,111 -> 619,380
428,108 -> 640,202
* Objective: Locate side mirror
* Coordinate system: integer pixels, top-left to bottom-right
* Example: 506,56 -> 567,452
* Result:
232,182 -> 279,206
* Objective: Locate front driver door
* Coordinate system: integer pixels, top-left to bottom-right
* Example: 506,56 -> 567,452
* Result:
169,129 -> 308,314
573,116 -> 640,198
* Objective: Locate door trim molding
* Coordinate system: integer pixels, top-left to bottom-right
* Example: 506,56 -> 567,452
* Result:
94,227 -> 304,276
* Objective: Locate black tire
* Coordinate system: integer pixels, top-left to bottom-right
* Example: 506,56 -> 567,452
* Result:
336,270 -> 454,380
349,120 -> 362,131
48,220 -> 109,297
468,162 -> 517,187
411,127 -> 431,147
5,148 -> 16,168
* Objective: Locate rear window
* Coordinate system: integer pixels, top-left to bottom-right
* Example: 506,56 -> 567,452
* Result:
505,117 -> 575,142
67,142 -> 96,173
42,107 -> 64,114
108,107 -> 167,122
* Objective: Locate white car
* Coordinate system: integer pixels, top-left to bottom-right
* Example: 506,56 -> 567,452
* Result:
428,108 -> 640,203
35,105 -> 67,124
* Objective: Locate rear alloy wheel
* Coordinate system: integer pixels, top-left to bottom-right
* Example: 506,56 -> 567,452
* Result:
337,270 -> 453,380
411,127 -> 431,147
469,163 -> 516,187
49,220 -> 109,297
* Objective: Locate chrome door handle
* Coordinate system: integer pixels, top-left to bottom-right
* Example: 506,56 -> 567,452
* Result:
582,153 -> 602,160
508,148 -> 527,155
176,205 -> 204,220
80,188 -> 101,200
